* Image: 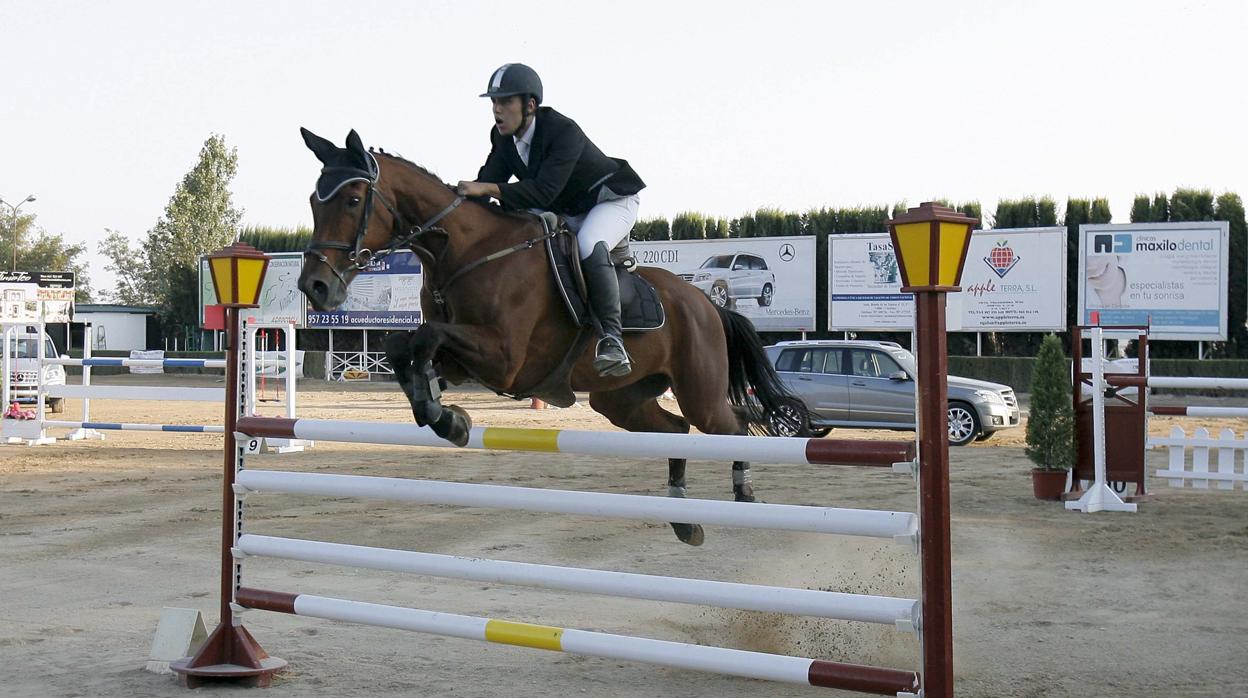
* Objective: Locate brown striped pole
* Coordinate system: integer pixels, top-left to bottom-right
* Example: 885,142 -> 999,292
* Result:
235,587 -> 919,695
171,306 -> 286,687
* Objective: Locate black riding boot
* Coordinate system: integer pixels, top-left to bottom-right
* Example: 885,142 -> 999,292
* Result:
583,242 -> 632,377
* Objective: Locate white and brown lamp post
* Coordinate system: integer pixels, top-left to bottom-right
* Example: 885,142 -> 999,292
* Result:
886,202 -> 977,698
171,242 -> 286,687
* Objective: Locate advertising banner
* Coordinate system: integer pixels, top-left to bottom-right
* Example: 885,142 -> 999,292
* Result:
956,227 -> 1067,331
1078,222 -> 1228,340
0,271 -> 75,323
200,252 -> 306,328
305,250 -> 424,329
828,233 -> 914,331
828,228 -> 1066,332
629,236 -> 816,332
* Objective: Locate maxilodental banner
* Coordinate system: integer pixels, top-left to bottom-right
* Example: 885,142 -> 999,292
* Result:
1078,222 -> 1228,341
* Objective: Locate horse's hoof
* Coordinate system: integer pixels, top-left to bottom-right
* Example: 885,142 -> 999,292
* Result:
444,404 -> 472,447
671,522 -> 704,546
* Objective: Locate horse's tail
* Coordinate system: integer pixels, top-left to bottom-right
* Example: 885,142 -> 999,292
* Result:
716,305 -> 811,436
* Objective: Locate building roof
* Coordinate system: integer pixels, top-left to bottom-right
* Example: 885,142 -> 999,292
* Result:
75,304 -> 158,315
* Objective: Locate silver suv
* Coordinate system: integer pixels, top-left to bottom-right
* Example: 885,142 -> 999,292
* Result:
678,252 -> 775,309
765,340 -> 1020,446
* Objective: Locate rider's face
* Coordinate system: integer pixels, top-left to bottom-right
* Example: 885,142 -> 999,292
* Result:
492,96 -> 531,137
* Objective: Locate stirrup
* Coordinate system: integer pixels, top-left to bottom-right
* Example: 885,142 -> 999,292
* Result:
593,336 -> 631,377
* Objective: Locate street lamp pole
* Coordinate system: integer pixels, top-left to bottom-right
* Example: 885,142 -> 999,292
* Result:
886,202 -> 978,698
1,194 -> 37,271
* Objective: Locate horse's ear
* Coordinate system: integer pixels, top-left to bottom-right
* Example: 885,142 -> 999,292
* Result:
345,129 -> 367,159
301,127 -> 337,164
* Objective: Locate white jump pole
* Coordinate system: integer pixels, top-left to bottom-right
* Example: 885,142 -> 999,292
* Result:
1066,326 -> 1137,513
1148,376 -> 1248,391
68,324 -> 102,440
235,470 -> 918,542
235,534 -> 918,628
1,325 -> 12,410
242,319 -> 308,453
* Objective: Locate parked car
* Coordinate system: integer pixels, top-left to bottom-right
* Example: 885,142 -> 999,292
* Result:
4,327 -> 66,413
678,252 -> 775,309
764,340 -> 1020,446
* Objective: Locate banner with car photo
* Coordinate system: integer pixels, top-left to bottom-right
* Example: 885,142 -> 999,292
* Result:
629,236 -> 816,332
1078,222 -> 1228,341
827,228 -> 1067,332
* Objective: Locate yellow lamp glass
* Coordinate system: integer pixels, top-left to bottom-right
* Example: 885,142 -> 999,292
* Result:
206,242 -> 270,307
234,256 -> 268,306
936,221 -> 972,287
886,202 -> 979,290
892,221 -> 933,287
208,255 -> 236,305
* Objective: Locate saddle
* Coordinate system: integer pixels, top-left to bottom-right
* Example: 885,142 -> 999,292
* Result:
540,212 -> 665,332
495,213 -> 664,408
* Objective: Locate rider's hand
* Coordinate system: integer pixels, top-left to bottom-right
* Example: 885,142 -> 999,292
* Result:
456,181 -> 494,198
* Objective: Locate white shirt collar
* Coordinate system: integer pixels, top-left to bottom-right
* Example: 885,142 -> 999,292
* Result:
513,116 -> 536,149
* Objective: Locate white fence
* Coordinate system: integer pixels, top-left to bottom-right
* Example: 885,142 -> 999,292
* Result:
1152,427 -> 1248,490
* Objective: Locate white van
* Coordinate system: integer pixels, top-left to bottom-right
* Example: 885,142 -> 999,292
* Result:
4,328 -> 67,413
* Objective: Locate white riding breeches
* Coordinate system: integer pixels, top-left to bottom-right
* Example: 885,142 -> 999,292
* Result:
564,187 -> 641,260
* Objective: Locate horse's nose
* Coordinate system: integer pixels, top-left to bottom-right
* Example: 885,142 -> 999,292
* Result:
300,277 -> 331,310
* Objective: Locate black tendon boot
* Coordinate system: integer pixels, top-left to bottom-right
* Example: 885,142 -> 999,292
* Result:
583,241 -> 632,377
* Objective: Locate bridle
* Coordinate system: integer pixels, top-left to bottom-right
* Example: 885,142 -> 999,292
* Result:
304,154 -> 464,288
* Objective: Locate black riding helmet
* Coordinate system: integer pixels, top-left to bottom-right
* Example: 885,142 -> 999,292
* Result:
480,63 -> 543,105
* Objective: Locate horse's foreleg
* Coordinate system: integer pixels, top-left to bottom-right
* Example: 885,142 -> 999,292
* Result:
384,326 -> 471,447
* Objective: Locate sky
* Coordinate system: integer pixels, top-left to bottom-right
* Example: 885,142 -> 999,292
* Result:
2,0 -> 1246,298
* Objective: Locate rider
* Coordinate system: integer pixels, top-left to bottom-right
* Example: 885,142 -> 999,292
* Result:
456,63 -> 644,378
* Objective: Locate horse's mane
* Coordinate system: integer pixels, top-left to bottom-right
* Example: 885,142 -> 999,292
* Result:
370,148 -> 534,224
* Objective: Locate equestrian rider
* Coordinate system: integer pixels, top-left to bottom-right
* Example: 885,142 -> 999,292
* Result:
456,63 -> 644,378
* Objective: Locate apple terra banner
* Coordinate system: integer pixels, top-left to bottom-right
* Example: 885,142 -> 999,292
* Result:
828,227 -> 1067,332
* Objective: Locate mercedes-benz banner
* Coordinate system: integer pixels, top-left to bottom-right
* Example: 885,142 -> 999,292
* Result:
828,227 -> 1067,332
1078,222 -> 1228,341
629,236 -> 817,332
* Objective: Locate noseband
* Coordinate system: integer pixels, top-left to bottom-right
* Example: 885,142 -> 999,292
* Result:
305,157 -> 463,287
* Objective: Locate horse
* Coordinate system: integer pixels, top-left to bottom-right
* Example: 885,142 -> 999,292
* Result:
296,128 -> 809,546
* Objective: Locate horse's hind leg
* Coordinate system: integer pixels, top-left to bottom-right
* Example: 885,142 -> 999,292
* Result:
588,378 -> 704,546
664,458 -> 703,546
672,379 -> 757,503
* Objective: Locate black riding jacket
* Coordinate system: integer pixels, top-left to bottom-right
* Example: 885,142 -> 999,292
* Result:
476,107 -> 644,216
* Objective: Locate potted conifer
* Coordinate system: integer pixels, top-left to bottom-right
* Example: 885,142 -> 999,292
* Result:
1025,334 -> 1075,500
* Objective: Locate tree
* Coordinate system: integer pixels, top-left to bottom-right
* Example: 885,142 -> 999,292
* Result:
1214,193 -> 1247,357
238,225 -> 312,253
0,211 -> 94,301
631,218 -> 670,241
671,212 -> 707,240
1025,334 -> 1075,471
101,134 -> 243,335
101,228 -> 155,305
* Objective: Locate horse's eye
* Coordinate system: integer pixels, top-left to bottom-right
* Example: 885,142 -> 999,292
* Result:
346,196 -> 362,208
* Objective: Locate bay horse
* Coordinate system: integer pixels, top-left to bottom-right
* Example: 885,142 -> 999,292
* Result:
296,128 -> 809,545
